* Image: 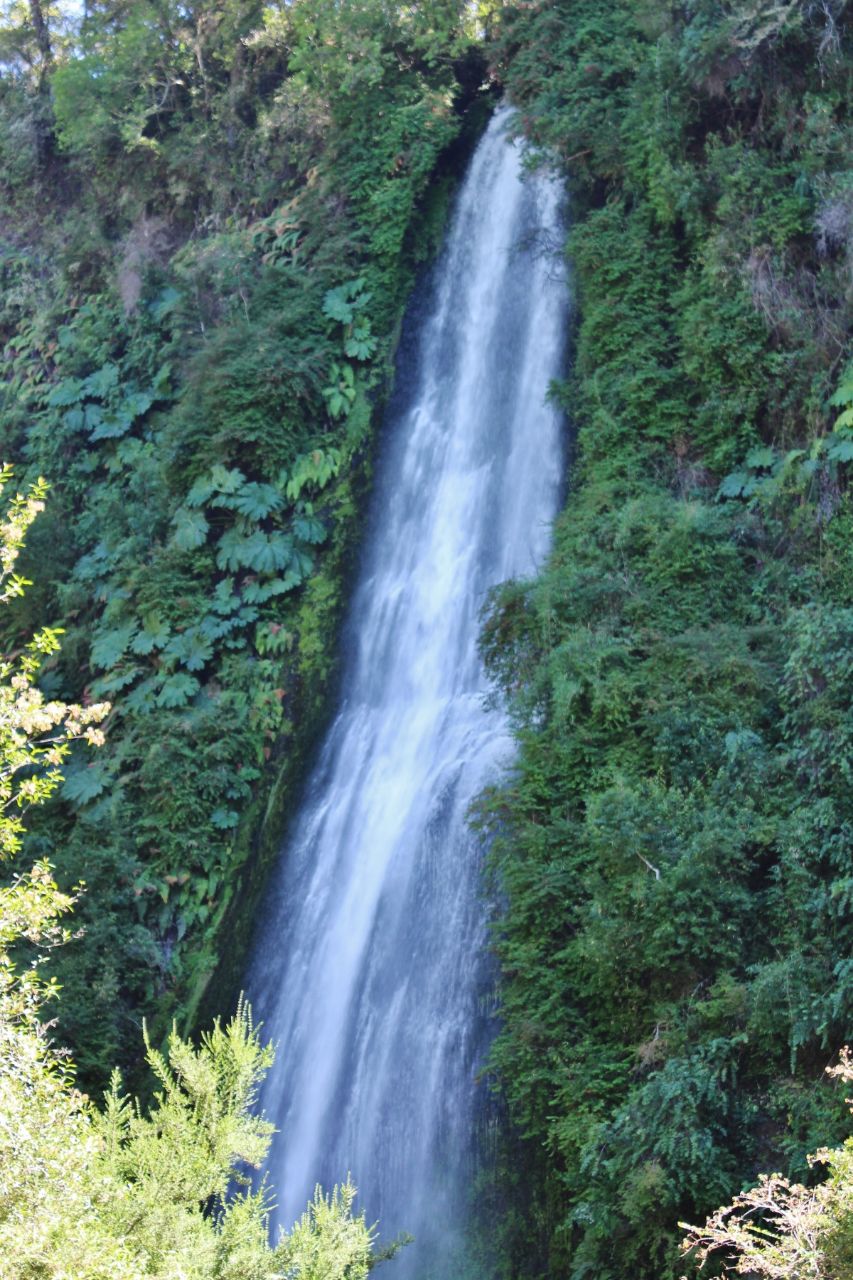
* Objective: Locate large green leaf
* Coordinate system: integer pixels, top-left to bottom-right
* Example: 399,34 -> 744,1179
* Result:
293,513 -> 327,544
212,578 -> 240,615
226,482 -> 283,520
828,376 -> 853,406
90,664 -> 142,696
62,406 -> 86,432
91,623 -> 137,669
149,287 -> 181,322
83,363 -> 120,399
242,575 -> 301,603
284,447 -> 342,500
47,378 -> 83,407
186,475 -> 216,507
211,807 -> 239,830
62,761 -> 111,805
323,278 -> 369,323
216,529 -> 290,573
289,545 -> 314,578
826,436 -> 853,462
209,464 -> 246,494
123,675 -> 160,714
344,321 -> 377,361
90,409 -> 133,440
131,612 -> 171,655
745,446 -> 775,469
163,628 -> 213,672
156,672 -> 200,708
171,507 -> 210,551
718,471 -> 750,499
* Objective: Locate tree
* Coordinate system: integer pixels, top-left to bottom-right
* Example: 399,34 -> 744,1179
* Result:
681,1052 -> 853,1280
0,468 -> 377,1280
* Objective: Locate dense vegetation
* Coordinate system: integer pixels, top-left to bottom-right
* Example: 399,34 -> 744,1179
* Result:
681,1052 -> 853,1280
0,476 -> 378,1278
2,0 -> 853,1276
475,0 -> 853,1275
0,0 -> 486,1085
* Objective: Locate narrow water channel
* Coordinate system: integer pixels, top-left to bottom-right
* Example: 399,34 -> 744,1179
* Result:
248,105 -> 569,1277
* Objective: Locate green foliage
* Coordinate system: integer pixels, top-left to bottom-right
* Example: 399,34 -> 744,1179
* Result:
0,499 -> 379,1278
1,988 -> 378,1279
0,471 -> 110,854
477,0 -> 853,1275
0,0 -> 484,1087
681,1052 -> 853,1280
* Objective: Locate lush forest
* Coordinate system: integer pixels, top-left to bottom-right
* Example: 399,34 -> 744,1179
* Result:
476,1 -> 853,1276
0,0 -> 488,1082
1,0 -> 852,1276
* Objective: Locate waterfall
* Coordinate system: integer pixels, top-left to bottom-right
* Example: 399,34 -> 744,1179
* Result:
247,105 -> 569,1276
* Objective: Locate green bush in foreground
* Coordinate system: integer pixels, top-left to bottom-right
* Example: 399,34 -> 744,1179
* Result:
682,1052 -> 853,1280
0,475 -> 375,1280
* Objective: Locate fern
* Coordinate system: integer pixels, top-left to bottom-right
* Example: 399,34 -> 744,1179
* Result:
322,362 -> 356,419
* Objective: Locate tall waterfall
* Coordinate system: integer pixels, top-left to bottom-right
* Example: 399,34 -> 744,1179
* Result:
247,106 -> 568,1276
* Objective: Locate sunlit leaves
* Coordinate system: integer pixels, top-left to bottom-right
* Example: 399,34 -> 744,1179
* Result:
0,0 -> 468,1102
284,448 -> 342,499
0,474 -> 110,850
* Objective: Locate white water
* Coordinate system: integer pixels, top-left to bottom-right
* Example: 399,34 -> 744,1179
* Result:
248,107 -> 569,1276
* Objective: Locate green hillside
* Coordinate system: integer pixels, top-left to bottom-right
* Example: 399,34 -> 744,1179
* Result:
0,0 -> 852,1275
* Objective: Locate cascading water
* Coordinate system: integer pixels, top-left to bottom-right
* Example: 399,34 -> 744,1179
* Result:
247,106 -> 569,1276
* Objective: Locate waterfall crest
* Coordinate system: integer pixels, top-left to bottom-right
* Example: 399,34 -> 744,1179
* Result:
248,106 -> 569,1276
